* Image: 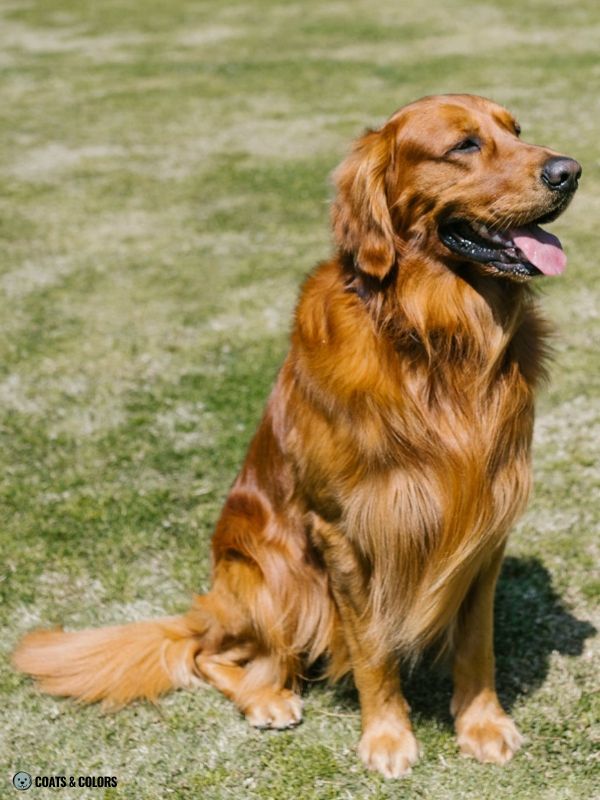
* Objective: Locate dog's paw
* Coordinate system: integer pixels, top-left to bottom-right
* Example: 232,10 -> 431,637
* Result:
244,689 -> 303,730
455,701 -> 523,765
358,720 -> 420,778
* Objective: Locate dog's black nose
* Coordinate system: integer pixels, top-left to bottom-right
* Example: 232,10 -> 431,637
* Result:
541,157 -> 582,191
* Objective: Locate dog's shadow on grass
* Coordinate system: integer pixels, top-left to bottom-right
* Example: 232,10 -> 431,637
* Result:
324,556 -> 596,726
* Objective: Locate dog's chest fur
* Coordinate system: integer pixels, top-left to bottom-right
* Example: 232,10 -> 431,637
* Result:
284,266 -> 545,652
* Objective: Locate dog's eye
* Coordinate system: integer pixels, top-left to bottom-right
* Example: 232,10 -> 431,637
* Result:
450,137 -> 481,154
514,122 -> 521,136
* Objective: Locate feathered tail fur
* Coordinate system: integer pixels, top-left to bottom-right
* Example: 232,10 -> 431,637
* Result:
12,614 -> 207,707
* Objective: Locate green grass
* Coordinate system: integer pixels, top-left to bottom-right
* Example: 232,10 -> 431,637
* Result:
1,0 -> 598,797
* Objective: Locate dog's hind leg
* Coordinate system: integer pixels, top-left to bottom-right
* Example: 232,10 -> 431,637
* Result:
188,556 -> 305,730
195,647 -> 303,729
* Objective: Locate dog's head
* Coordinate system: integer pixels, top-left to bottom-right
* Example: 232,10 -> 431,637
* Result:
332,94 -> 580,283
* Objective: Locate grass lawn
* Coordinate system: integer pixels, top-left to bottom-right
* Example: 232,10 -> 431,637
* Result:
1,0 -> 598,797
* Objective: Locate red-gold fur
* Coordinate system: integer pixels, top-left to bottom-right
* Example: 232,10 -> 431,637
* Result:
13,95 -> 579,777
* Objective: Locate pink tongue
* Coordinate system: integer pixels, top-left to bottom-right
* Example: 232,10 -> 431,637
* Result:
511,224 -> 566,276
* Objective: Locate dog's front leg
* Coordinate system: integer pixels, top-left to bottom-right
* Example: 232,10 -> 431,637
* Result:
350,636 -> 420,779
451,545 -> 524,764
313,519 -> 420,778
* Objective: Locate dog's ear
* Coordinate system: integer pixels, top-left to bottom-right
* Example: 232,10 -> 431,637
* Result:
331,127 -> 396,280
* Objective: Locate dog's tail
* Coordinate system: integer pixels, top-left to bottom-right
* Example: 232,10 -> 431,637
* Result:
12,602 -> 216,707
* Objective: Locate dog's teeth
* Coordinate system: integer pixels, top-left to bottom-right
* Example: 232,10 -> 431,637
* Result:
472,222 -> 510,246
472,221 -> 490,238
489,230 -> 509,245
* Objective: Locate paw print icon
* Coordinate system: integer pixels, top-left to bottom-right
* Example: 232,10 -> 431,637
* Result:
13,772 -> 32,791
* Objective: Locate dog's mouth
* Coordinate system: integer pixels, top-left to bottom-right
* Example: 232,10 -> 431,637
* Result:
439,211 -> 569,279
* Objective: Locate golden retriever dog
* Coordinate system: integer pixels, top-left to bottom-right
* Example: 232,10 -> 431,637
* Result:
13,94 -> 580,778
